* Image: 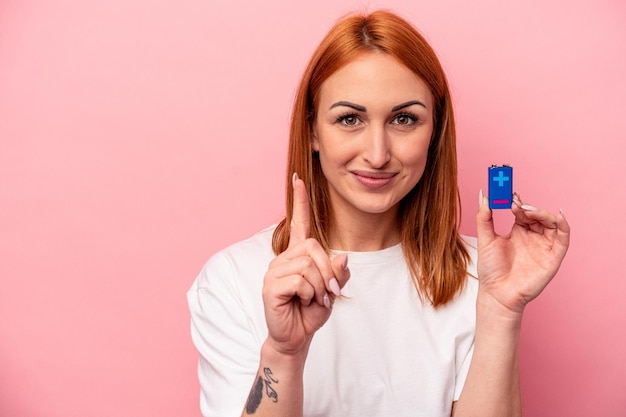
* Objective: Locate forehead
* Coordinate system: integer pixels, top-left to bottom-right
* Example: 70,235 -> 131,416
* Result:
317,53 -> 433,108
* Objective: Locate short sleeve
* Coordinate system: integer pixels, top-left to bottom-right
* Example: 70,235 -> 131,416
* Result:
187,252 -> 262,417
453,339 -> 475,400
454,235 -> 479,401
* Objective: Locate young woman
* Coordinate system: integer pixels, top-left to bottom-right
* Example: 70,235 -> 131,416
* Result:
188,10 -> 570,417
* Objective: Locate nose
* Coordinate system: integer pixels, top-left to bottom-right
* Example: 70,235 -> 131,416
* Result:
362,124 -> 391,168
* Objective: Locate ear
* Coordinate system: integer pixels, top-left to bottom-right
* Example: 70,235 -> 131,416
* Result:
311,124 -> 320,151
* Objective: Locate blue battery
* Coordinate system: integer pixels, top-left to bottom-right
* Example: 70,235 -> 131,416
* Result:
488,165 -> 513,209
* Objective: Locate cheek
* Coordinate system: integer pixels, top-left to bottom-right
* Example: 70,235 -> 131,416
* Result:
402,141 -> 430,165
317,143 -> 344,170
315,130 -> 354,164
401,145 -> 430,181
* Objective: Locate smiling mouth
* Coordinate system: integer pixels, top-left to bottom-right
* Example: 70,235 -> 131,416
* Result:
351,170 -> 397,189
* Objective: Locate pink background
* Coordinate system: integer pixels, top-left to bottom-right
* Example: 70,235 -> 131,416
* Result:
1,0 -> 624,415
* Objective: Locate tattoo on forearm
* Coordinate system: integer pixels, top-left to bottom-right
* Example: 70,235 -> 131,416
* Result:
244,367 -> 279,414
245,377 -> 263,414
263,368 -> 279,401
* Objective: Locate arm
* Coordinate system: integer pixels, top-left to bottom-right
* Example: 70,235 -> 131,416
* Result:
240,173 -> 350,417
453,191 -> 570,416
188,248 -> 324,417
240,342 -> 308,416
452,292 -> 523,416
188,173 -> 346,417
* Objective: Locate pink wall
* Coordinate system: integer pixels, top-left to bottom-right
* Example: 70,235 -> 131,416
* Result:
1,0 -> 624,415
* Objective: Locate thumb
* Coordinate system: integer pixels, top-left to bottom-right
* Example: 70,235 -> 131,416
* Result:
330,253 -> 350,289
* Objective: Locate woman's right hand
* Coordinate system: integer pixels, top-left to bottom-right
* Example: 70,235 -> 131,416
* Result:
262,173 -> 350,357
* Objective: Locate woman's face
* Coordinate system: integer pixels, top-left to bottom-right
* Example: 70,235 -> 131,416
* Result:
313,52 -> 434,223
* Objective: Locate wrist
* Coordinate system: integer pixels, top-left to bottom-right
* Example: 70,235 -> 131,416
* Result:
476,289 -> 524,332
261,340 -> 310,372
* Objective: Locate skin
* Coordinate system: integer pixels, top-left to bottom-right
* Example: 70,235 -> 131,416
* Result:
312,53 -> 434,251
452,192 -> 569,416
241,53 -> 571,417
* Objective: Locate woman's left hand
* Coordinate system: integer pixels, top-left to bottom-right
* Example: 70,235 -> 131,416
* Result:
476,191 -> 571,316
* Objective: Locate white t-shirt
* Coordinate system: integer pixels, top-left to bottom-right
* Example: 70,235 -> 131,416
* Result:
188,225 -> 479,417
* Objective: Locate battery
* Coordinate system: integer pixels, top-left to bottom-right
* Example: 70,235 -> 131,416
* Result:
488,165 -> 513,210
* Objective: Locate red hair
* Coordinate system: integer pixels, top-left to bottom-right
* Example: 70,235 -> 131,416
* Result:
272,10 -> 469,307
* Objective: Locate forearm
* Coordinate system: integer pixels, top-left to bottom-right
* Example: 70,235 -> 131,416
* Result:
453,290 -> 523,417
240,341 -> 308,417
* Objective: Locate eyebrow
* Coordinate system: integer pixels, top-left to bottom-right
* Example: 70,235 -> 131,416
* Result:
328,100 -> 427,112
391,100 -> 427,111
329,101 -> 367,112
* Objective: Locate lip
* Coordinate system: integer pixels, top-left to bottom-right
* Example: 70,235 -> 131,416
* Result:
351,170 -> 397,189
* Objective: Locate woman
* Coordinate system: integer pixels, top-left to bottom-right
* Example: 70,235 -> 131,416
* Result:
188,10 -> 570,417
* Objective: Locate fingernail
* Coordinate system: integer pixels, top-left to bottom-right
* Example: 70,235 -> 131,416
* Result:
329,278 -> 342,297
521,204 -> 538,212
323,293 -> 331,309
292,172 -> 298,188
512,192 -> 522,207
478,189 -> 484,208
559,208 -> 567,220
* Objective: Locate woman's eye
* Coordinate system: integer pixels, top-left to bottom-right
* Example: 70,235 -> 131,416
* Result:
338,115 -> 360,126
392,113 -> 416,126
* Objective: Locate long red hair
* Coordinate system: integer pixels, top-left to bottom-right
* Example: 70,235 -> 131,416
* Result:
272,10 -> 469,307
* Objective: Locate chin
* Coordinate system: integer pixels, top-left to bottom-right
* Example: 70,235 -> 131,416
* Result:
354,201 -> 399,215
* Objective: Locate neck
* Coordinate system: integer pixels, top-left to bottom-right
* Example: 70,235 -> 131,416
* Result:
327,207 -> 401,252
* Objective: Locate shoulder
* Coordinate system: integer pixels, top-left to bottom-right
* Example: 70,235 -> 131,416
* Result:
209,225 -> 276,266
194,225 -> 277,290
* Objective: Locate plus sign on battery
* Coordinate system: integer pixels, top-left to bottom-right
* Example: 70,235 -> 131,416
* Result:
493,171 -> 510,187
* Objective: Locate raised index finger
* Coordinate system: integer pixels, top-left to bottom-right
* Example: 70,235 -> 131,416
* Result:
289,172 -> 310,247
